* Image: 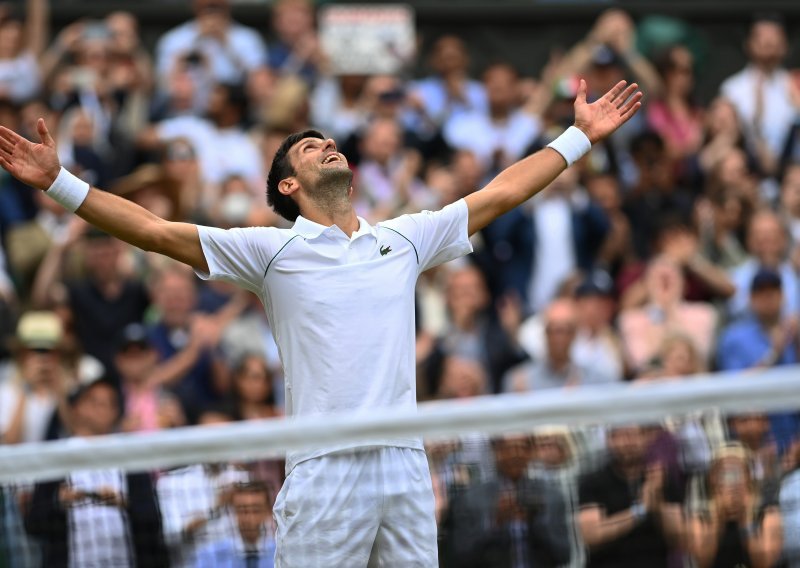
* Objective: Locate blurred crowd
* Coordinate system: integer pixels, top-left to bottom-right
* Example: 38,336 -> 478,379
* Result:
0,0 -> 800,566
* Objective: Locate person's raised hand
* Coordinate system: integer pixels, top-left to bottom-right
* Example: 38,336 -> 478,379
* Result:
0,118 -> 61,191
573,79 -> 642,144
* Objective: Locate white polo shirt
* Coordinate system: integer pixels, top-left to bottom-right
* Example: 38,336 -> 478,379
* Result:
196,199 -> 472,471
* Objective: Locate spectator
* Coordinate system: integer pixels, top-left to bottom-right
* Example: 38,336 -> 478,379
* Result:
194,481 -> 276,568
436,354 -> 488,400
354,117 -> 432,222
155,0 -> 267,87
728,209 -> 800,319
228,354 -> 281,421
619,256 -> 717,373
504,297 -> 613,392
688,443 -> 783,568
157,460 -> 250,568
577,424 -> 684,568
410,35 -> 487,132
720,14 -> 794,167
718,269 -> 800,454
647,44 -> 704,165
0,311 -> 73,444
147,264 -> 225,422
443,62 -> 542,176
115,323 -> 187,433
445,433 -> 572,568
780,163 -> 800,244
479,162 -> 609,311
727,413 -> 782,494
32,228 -> 150,380
268,0 -> 321,86
25,377 -> 169,568
422,264 -> 525,395
517,272 -> 625,384
0,0 -> 46,103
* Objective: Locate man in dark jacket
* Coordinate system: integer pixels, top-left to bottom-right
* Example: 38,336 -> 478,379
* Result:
25,378 -> 168,568
445,433 -> 572,568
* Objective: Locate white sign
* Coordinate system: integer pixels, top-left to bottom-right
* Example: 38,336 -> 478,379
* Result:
319,4 -> 416,75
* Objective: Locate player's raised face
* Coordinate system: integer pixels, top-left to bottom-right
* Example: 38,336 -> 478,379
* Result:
288,136 -> 353,200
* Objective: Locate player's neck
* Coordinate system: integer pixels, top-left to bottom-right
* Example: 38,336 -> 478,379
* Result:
302,200 -> 359,237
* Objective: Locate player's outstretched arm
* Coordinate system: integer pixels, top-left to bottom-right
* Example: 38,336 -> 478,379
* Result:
0,119 -> 209,273
464,79 -> 642,235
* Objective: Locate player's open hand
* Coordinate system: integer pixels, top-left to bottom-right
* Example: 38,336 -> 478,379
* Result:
0,118 -> 61,191
573,79 -> 643,144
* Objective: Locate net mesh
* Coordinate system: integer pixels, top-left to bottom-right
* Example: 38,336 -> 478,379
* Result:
2,369 -> 800,568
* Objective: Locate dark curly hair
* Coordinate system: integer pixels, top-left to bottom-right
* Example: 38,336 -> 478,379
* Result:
266,129 -> 325,221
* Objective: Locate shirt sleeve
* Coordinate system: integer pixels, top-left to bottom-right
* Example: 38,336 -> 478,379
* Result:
384,198 -> 473,273
194,226 -> 283,295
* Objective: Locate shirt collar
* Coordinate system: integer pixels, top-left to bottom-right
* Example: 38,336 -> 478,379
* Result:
292,215 -> 376,240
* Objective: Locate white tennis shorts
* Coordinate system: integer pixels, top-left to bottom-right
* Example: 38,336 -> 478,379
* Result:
273,446 -> 438,567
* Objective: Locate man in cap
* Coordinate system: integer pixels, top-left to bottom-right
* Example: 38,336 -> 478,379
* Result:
717,268 -> 800,453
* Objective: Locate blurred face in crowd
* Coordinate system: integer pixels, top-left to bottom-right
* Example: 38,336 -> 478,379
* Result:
660,335 -> 699,377
493,435 -> 534,481
154,270 -> 197,328
235,355 -> 273,404
0,19 -> 22,59
74,383 -> 120,436
233,487 -> 271,545
729,414 -> 770,450
163,138 -> 200,183
445,266 -> 490,322
193,0 -> 230,19
608,425 -> 647,468
645,257 -> 684,308
430,36 -> 469,77
20,346 -> 62,390
83,236 -> 122,283
576,292 -> 614,333
451,150 -> 484,194
781,165 -> 800,217
105,11 -> 139,55
437,356 -> 487,399
747,211 -> 786,265
115,341 -> 158,385
747,20 -> 787,71
664,45 -> 694,97
706,97 -> 740,138
273,0 -> 315,45
547,162 -> 579,195
534,434 -> 570,468
709,453 -> 752,519
749,284 -> 783,325
717,149 -> 751,190
361,118 -> 402,165
484,64 -> 519,116
586,174 -> 621,213
544,299 -> 578,363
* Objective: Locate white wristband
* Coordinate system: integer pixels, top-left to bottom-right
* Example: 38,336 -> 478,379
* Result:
547,126 -> 592,166
46,167 -> 90,212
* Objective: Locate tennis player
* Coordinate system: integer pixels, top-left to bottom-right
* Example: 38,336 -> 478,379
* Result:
0,79 -> 641,567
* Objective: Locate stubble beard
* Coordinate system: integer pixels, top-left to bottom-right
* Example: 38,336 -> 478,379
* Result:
309,167 -> 354,213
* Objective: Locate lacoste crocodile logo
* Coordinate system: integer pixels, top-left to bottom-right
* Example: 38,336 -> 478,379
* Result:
380,245 -> 392,256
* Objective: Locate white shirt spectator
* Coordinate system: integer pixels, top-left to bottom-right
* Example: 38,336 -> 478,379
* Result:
157,116 -> 263,187
0,52 -> 39,103
529,195 -> 575,313
410,77 -> 487,127
0,378 -> 56,443
157,464 -> 250,568
443,110 -> 540,173
720,65 -> 798,156
156,21 -> 267,85
67,468 -> 131,568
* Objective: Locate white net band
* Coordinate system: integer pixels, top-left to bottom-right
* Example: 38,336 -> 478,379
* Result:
3,366 -> 800,483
